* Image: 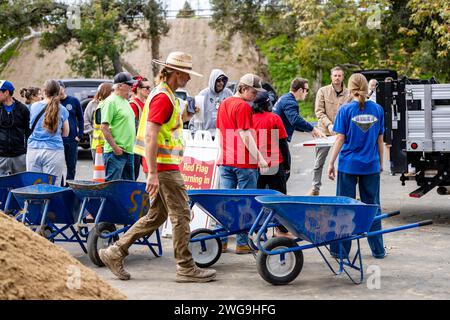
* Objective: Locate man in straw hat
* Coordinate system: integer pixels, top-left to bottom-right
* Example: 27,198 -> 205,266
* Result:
99,51 -> 216,283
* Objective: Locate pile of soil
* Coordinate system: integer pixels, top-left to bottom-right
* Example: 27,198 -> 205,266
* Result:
0,212 -> 126,300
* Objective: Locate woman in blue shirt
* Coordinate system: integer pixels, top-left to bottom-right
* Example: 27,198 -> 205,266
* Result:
327,73 -> 386,259
27,80 -> 69,186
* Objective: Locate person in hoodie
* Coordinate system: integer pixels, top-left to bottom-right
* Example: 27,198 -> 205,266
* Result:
189,69 -> 233,138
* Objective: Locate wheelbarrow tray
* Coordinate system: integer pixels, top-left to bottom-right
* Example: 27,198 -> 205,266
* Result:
0,172 -> 55,211
11,184 -> 80,225
188,189 -> 283,233
255,196 -> 379,244
68,180 -> 149,225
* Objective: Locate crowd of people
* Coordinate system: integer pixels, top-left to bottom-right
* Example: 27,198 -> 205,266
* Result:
0,51 -> 387,282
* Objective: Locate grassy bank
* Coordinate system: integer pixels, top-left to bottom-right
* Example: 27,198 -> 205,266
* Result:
0,41 -> 19,75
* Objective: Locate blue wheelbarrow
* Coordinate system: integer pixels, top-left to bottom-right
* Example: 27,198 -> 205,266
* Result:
251,195 -> 433,285
9,184 -> 88,253
68,180 -> 163,267
0,172 -> 55,215
187,189 -> 283,268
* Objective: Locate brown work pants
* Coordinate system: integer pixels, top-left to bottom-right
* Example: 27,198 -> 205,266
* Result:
115,170 -> 195,269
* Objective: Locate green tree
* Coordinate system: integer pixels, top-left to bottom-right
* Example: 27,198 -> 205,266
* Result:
399,0 -> 450,81
40,1 -> 132,77
177,1 -> 195,18
120,0 -> 170,76
38,0 -> 170,78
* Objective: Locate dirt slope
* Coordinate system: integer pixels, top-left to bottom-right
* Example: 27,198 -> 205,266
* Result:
0,212 -> 126,300
1,19 -> 262,96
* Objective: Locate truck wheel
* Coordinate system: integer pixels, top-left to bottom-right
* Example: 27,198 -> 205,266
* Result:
256,237 -> 303,285
189,228 -> 222,268
87,223 -> 119,267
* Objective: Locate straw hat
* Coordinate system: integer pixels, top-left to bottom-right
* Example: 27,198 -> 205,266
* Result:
152,51 -> 203,77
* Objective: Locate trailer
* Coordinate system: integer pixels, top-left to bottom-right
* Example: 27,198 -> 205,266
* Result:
371,73 -> 450,197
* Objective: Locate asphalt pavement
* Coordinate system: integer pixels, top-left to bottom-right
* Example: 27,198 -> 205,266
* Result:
64,131 -> 450,300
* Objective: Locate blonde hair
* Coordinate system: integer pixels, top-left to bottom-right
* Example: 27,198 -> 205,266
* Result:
348,73 -> 369,110
156,67 -> 175,85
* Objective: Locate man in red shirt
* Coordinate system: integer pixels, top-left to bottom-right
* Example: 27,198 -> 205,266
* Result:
216,73 -> 269,254
99,52 -> 216,283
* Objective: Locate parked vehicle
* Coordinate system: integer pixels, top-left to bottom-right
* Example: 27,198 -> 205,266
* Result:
358,70 -> 450,198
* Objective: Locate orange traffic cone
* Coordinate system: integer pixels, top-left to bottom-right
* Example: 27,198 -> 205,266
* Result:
93,145 -> 105,182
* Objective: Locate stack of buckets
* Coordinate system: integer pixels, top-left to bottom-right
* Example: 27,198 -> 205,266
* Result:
93,145 -> 105,182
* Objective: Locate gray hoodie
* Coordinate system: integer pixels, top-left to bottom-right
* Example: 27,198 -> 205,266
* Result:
189,69 -> 233,136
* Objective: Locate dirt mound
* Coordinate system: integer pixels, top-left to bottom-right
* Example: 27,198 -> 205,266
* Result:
0,212 -> 126,300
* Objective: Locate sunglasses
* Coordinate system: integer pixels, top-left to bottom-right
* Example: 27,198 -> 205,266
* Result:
140,86 -> 151,90
303,88 -> 310,93
216,78 -> 226,83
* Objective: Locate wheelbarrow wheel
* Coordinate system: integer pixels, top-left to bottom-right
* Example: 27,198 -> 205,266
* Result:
38,225 -> 55,243
189,228 -> 222,268
87,223 -> 119,267
257,237 -> 303,285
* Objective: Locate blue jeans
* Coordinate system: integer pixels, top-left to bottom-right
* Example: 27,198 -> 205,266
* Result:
104,152 -> 135,181
63,140 -> 78,183
219,166 -> 258,246
330,171 -> 386,258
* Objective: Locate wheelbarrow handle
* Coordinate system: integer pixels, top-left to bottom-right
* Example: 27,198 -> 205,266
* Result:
366,219 -> 433,238
418,220 -> 433,227
384,210 -> 400,217
373,210 -> 400,221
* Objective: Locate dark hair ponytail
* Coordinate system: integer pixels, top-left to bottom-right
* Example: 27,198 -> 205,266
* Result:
42,80 -> 61,134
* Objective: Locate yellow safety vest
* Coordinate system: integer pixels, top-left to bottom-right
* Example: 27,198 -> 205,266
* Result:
134,82 -> 184,165
91,101 -> 105,150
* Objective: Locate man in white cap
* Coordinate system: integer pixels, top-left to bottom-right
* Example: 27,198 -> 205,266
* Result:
216,73 -> 269,254
99,52 -> 216,283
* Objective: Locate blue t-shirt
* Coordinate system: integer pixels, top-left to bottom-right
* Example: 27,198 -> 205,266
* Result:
333,100 -> 384,175
28,101 -> 69,150
3,101 -> 15,113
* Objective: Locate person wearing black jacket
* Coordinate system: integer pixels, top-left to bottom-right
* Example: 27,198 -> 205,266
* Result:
272,78 -> 325,182
58,81 -> 83,184
0,80 -> 30,175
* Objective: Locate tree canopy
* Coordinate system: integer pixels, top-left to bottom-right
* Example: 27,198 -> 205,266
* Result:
211,0 -> 450,92
1,0 -> 170,78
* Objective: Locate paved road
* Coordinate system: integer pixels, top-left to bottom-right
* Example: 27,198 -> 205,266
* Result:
66,132 -> 450,299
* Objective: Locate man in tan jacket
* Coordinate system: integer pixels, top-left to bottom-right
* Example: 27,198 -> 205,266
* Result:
308,66 -> 351,196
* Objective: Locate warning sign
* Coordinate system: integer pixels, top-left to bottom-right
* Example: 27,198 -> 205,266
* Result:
162,130 -> 220,237
181,158 -> 216,190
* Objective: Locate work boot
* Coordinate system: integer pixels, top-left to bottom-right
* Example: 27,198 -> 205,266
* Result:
176,265 -> 217,283
307,188 -> 320,196
99,245 -> 131,281
235,244 -> 253,254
